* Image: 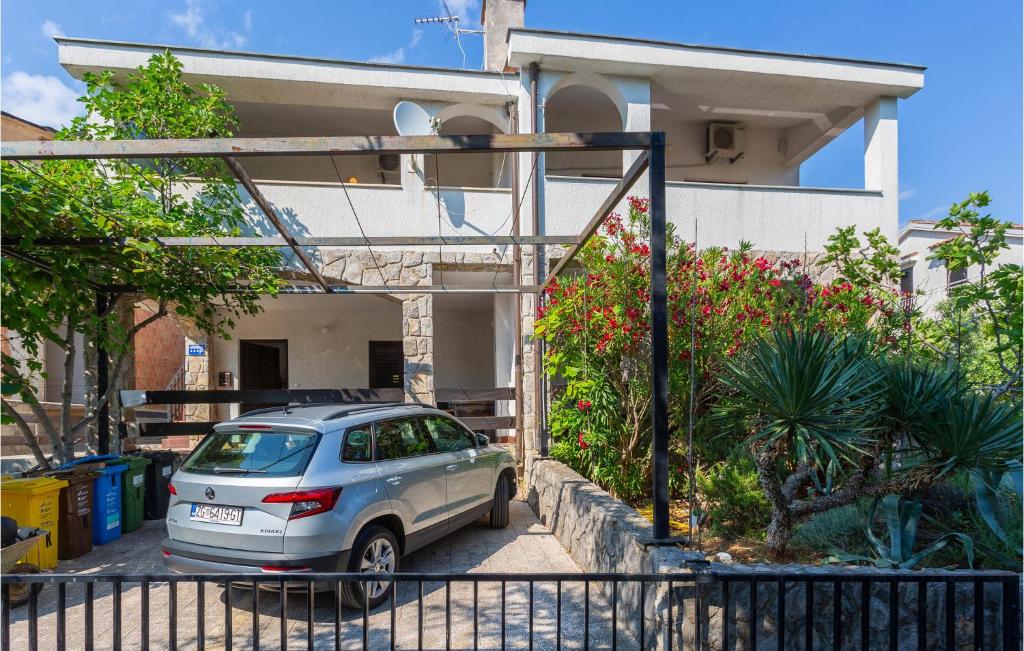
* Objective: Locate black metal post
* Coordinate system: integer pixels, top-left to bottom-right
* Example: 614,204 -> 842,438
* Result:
96,292 -> 110,455
649,132 -> 670,540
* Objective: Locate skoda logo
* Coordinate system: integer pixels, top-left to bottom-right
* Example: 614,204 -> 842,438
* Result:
205,487 -> 216,501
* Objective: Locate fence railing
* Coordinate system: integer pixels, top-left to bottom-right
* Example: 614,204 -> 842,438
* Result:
2,570 -> 1020,650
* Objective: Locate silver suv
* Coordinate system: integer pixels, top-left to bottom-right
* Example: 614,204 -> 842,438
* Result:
161,403 -> 516,607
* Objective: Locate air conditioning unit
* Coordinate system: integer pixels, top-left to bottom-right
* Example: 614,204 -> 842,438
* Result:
705,123 -> 746,164
377,153 -> 401,183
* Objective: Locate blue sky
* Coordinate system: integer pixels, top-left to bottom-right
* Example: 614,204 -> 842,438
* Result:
2,0 -> 1021,225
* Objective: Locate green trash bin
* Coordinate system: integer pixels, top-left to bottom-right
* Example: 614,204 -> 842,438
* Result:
117,456 -> 151,533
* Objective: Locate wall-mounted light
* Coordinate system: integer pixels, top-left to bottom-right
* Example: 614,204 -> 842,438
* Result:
347,176 -> 359,184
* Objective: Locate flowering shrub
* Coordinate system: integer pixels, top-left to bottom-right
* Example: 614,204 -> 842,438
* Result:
534,197 -> 907,501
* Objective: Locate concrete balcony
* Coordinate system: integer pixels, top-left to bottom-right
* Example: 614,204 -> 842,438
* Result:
545,176 -> 888,252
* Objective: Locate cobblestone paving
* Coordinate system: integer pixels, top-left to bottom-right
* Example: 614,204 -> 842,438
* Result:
7,500 -> 636,649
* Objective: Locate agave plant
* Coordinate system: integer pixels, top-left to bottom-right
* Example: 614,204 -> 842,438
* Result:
829,495 -> 974,569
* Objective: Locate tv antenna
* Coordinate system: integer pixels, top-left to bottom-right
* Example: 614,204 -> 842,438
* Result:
414,0 -> 482,68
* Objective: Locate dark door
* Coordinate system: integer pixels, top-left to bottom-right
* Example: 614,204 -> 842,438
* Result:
240,340 -> 288,413
369,341 -> 403,389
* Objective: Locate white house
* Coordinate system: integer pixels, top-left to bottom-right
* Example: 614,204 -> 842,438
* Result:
51,0 -> 925,453
899,219 -> 1023,315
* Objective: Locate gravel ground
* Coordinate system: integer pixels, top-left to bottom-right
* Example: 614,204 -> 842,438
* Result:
6,499 -> 638,649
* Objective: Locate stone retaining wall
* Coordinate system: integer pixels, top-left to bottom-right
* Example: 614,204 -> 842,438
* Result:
526,457 -> 1019,650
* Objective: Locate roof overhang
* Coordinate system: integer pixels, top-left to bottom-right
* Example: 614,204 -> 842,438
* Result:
507,28 -> 925,101
57,37 -> 516,110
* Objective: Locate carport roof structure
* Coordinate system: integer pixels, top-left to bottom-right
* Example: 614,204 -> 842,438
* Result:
0,130 -> 683,544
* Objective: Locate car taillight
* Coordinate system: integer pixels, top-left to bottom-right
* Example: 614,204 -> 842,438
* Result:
261,487 -> 342,520
168,483 -> 177,495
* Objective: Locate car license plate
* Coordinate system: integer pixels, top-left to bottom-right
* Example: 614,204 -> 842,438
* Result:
190,503 -> 243,526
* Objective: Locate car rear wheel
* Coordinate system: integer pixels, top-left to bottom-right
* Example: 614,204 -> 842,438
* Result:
338,525 -> 399,609
489,477 -> 510,529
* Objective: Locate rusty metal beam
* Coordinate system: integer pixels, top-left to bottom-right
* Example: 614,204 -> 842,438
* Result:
222,156 -> 332,293
100,283 -> 540,295
1,132 -> 654,161
542,149 -> 650,288
1,235 -> 579,247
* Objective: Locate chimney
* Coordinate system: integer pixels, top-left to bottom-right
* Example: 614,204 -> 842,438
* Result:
481,0 -> 525,72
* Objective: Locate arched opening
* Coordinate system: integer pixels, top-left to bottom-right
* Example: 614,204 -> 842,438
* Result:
545,84 -> 624,178
427,115 -> 511,189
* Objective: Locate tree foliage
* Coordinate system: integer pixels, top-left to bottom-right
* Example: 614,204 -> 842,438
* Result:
1,51 -> 281,466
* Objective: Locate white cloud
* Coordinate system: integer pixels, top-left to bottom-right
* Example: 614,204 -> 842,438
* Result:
369,48 -> 406,64
410,28 -> 423,48
899,188 -> 917,201
169,0 -> 249,50
1,72 -> 80,129
40,20 -> 64,40
443,0 -> 480,25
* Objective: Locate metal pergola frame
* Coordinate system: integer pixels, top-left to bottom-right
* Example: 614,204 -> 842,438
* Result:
1,130 -> 678,543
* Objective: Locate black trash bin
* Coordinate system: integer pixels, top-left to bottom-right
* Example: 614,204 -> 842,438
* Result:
140,451 -> 179,520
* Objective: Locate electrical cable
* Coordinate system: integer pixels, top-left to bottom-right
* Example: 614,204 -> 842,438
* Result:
329,155 -> 390,290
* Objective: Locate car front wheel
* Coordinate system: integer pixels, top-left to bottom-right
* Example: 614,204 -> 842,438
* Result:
489,477 -> 510,529
338,525 -> 399,609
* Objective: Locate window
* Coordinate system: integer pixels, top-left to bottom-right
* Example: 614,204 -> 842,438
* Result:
369,341 -> 403,389
375,418 -> 433,460
421,415 -> 476,453
341,426 -> 373,462
900,267 -> 913,295
947,266 -> 967,289
182,430 -> 317,477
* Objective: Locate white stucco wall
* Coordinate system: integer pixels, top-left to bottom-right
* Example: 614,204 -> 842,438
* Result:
432,296 -> 496,388
544,176 -> 885,251
211,295 -> 402,419
660,121 -> 799,186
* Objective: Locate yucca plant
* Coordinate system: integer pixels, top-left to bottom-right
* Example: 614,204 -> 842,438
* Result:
828,495 -> 974,569
719,326 -> 881,470
904,392 -> 1023,485
717,326 -> 883,556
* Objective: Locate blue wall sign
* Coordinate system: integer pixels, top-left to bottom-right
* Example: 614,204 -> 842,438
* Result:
187,344 -> 206,356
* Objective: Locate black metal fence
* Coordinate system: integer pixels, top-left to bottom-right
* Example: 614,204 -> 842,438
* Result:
2,570 -> 1020,650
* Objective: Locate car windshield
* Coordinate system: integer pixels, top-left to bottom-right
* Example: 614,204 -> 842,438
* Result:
182,430 -> 318,477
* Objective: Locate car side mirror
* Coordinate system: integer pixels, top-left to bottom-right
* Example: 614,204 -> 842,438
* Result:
476,433 -> 491,447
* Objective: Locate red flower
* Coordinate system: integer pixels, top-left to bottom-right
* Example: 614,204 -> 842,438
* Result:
769,279 -> 782,287
628,196 -> 650,214
577,400 -> 592,411
578,432 -> 589,449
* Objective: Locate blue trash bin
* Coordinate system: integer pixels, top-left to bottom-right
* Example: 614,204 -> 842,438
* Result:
60,457 -> 129,546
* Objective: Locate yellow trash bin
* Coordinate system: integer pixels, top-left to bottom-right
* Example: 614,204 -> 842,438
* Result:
1,477 -> 68,570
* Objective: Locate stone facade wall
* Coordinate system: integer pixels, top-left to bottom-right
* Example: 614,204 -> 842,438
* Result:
526,458 -> 1017,650
526,457 -> 700,648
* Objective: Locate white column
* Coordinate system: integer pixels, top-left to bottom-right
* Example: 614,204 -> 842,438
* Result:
864,96 -> 899,241
620,78 -> 651,171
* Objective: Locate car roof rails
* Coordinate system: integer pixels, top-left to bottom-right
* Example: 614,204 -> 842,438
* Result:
322,402 -> 406,421
237,402 -> 407,420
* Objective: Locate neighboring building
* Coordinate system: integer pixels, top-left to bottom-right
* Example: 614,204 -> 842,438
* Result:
1,111 -> 56,141
46,0 -> 925,450
899,220 -> 1024,315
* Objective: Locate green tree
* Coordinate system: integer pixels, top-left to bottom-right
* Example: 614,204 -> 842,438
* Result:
1,51 -> 281,467
925,192 -> 1022,396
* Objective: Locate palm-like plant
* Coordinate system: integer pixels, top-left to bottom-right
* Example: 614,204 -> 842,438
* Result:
719,326 -> 881,469
904,392 -> 1023,485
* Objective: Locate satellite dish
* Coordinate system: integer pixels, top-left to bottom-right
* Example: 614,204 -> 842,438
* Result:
393,101 -> 433,136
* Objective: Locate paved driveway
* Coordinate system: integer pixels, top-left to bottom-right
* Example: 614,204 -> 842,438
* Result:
7,500 -> 631,649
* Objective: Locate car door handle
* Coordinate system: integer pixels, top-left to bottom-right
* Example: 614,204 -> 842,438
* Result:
445,464 -> 458,472
386,476 -> 402,484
